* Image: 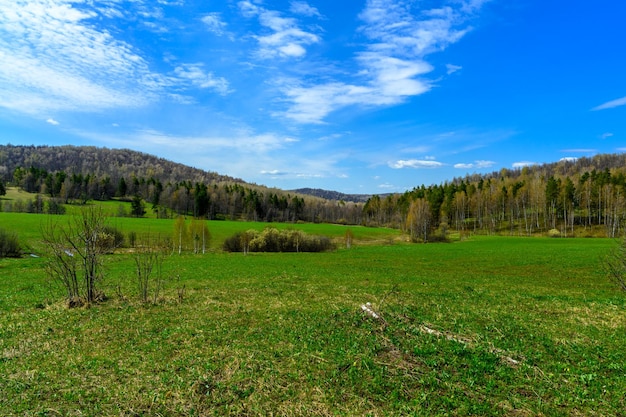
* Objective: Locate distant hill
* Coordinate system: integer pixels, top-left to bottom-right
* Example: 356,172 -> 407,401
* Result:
0,144 -> 366,224
0,145 -> 376,203
0,144 -> 241,185
290,188 -> 373,203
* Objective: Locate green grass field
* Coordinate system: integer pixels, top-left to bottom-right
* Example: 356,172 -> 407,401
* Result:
1,210 -> 625,416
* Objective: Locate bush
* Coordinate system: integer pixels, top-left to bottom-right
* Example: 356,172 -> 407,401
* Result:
222,228 -> 335,253
103,226 -> 125,249
548,228 -> 561,237
46,199 -> 66,215
0,228 -> 21,258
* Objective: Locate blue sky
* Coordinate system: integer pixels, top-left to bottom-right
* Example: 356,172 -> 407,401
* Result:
1,0 -> 625,194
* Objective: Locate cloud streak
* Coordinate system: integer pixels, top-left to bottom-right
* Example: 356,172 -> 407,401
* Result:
454,160 -> 495,169
174,64 -> 231,95
280,0 -> 487,123
239,1 -> 320,59
290,1 -> 323,18
592,96 -> 626,111
390,159 -> 445,169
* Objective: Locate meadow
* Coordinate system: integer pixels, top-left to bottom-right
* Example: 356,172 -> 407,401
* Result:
0,208 -> 625,416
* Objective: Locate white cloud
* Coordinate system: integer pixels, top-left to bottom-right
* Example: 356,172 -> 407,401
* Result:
600,132 -> 614,139
281,0 -> 486,123
46,118 -> 60,125
446,64 -> 462,75
390,159 -> 444,169
202,13 -> 228,36
454,160 -> 495,169
289,1 -> 322,18
239,3 -> 320,59
174,64 -> 231,95
260,169 -> 288,176
296,173 -> 324,179
0,0 -> 167,114
559,157 -> 578,163
281,82 -> 379,124
592,96 -> 626,111
131,128 -> 286,153
0,0 -> 232,116
512,161 -> 537,168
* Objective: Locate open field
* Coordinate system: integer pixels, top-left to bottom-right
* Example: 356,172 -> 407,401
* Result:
1,211 -> 625,415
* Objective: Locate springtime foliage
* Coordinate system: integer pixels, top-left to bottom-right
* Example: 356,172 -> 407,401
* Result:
222,228 -> 335,253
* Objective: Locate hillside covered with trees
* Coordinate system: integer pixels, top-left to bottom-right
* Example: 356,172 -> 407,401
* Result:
364,153 -> 626,239
0,145 -> 363,224
3,145 -> 626,238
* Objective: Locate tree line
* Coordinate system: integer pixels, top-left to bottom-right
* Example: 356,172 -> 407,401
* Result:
366,158 -> 626,239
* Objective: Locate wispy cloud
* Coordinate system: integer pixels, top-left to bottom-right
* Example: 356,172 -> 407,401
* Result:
238,1 -> 320,59
592,96 -> 626,111
512,161 -> 537,168
260,169 -> 289,176
454,160 -> 495,169
446,64 -> 462,75
0,0 -> 153,114
202,13 -> 228,36
0,0 -> 227,116
281,0 -> 487,123
600,132 -> 614,139
174,64 -> 231,95
290,1 -> 323,18
390,159 -> 445,169
46,118 -> 60,126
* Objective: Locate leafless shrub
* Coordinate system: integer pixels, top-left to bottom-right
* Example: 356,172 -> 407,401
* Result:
605,239 -> 626,292
42,206 -> 112,307
134,234 -> 168,304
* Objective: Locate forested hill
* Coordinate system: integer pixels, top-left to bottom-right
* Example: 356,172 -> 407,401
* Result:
362,152 -> 626,238
0,144 -> 239,185
290,188 -> 372,203
450,153 -> 626,185
0,144 -> 364,225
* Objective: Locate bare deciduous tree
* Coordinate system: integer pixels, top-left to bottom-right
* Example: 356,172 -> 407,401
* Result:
134,236 -> 167,304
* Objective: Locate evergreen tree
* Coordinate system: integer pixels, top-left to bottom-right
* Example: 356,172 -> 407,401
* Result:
130,195 -> 146,218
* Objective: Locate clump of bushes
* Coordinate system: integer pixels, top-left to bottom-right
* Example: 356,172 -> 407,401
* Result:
0,228 -> 21,258
223,227 -> 335,253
